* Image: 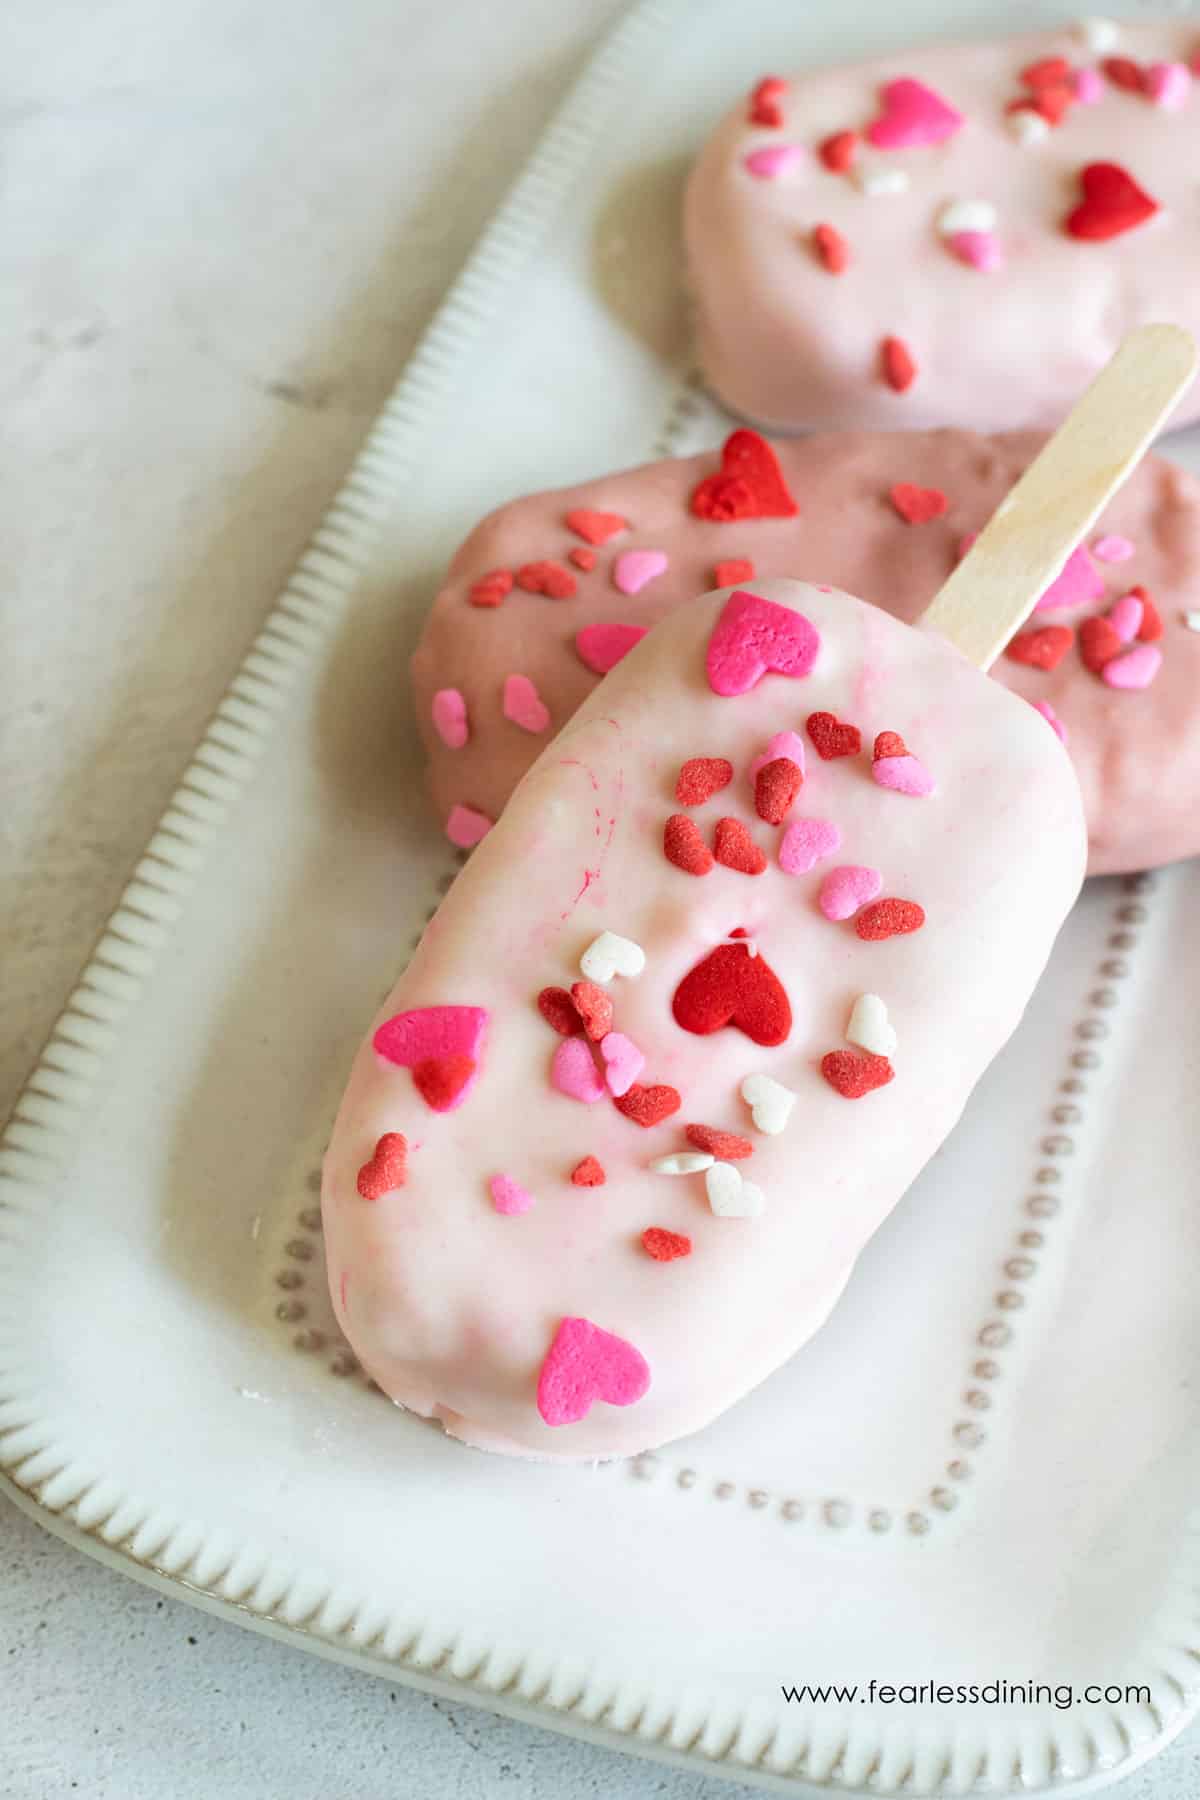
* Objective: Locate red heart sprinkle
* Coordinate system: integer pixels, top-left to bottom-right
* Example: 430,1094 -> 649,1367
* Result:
1102,56 -> 1146,94
714,557 -> 755,587
516,560 -> 577,599
537,986 -> 581,1035
754,757 -> 803,824
890,482 -> 948,525
413,1054 -> 477,1110
468,569 -> 513,608
1005,625 -> 1075,670
1032,81 -> 1075,125
614,1083 -> 682,1129
641,1227 -> 693,1262
1079,614 -> 1124,673
571,1155 -> 606,1187
872,730 -> 908,761
813,222 -> 850,274
672,941 -> 791,1046
855,899 -> 925,941
713,817 -> 768,875
685,1124 -> 754,1160
569,979 -> 614,1042
1066,162 -> 1159,242
818,129 -> 859,172
569,547 -> 596,571
664,813 -> 714,876
1130,586 -> 1163,643
881,336 -> 917,393
820,1050 -> 895,1099
675,756 -> 733,805
1021,55 -> 1072,89
690,429 -> 799,522
356,1132 -> 407,1199
565,508 -> 629,546
748,76 -> 787,127
806,711 -> 862,760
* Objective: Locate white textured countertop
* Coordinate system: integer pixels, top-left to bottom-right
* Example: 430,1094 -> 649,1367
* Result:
3,2 -> 1200,1795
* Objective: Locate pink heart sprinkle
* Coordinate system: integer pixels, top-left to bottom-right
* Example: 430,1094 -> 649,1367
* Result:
871,753 -> 935,798
575,622 -> 648,675
818,864 -> 883,922
750,730 -> 807,781
867,77 -> 964,150
1107,593 -> 1144,643
1146,61 -> 1191,109
537,1316 -> 651,1427
552,1036 -> 607,1104
1092,534 -> 1135,564
373,1005 -> 489,1112
706,590 -> 821,696
445,803 -> 493,848
779,816 -> 841,876
613,549 -> 669,596
490,1173 -> 535,1216
1102,644 -> 1163,690
1032,699 -> 1068,744
1035,543 -> 1104,613
599,1031 -> 645,1098
743,144 -> 805,179
1074,67 -> 1104,104
431,687 -> 468,749
949,229 -> 1004,272
502,672 -> 550,733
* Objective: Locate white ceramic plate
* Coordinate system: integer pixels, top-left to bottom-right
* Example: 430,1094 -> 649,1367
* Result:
4,0 -> 1200,1792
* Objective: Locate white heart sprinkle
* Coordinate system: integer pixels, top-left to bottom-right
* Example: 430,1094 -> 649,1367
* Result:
705,1161 -> 766,1219
650,1152 -> 714,1176
579,930 -> 646,984
846,993 -> 897,1059
937,199 -> 997,238
855,167 -> 909,198
1076,16 -> 1118,54
1007,109 -> 1050,146
1184,611 -> 1200,633
740,1073 -> 796,1137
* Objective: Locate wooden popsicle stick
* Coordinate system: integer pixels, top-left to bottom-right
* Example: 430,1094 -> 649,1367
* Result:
921,324 -> 1198,670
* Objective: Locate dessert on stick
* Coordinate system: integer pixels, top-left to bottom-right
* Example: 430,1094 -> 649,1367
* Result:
324,328 -> 1194,1460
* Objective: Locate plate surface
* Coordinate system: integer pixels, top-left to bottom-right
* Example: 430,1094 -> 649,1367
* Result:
4,0 -> 1200,1793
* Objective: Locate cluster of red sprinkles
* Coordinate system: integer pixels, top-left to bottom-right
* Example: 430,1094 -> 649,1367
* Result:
1006,583 -> 1164,689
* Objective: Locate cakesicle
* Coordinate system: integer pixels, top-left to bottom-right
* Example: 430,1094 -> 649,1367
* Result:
685,22 -> 1200,434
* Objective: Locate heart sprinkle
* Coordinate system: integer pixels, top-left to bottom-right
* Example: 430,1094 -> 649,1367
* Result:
748,76 -> 788,128
502,673 -> 550,734
675,756 -> 734,805
806,711 -> 861,760
744,144 -> 806,180
613,548 -> 669,596
1005,625 -> 1074,670
446,804 -> 493,849
413,1054 -> 477,1112
1036,542 -> 1103,611
516,559 -> 576,600
575,622 -> 648,674
855,898 -> 926,941
673,942 -> 791,1045
890,482 -> 948,524
846,993 -> 897,1058
1132,588 -> 1163,642
537,986 -> 581,1036
1079,614 -> 1124,673
569,547 -> 596,571
1146,61 -> 1191,109
1065,162 -> 1159,241
685,1124 -> 754,1160
614,1083 -> 683,1128
713,817 -> 768,875
818,129 -> 859,172
706,589 -> 821,695
565,508 -> 628,546
691,430 -> 799,523
664,814 -> 714,876
779,816 -> 842,876
949,229 -> 1004,272
580,930 -> 646,983
1032,700 -> 1068,745
641,1228 -> 693,1262
374,1006 -> 488,1110
537,1317 -> 651,1426
881,336 -> 917,393
818,864 -> 883,922
714,557 -> 755,587
569,979 -> 614,1042
570,1155 -> 606,1187
600,1032 -> 646,1098
813,222 -> 850,273
740,1072 -> 796,1136
356,1132 -> 407,1200
468,569 -> 512,608
754,757 -> 803,825
867,76 -> 965,149
705,1162 -> 766,1218
551,1037 -> 607,1105
1101,644 -> 1162,690
1107,593 -> 1144,644
821,1049 -> 895,1099
651,1152 -> 715,1175
750,731 -> 806,782
871,730 -> 935,797
431,688 -> 469,749
490,1173 -> 535,1216
1093,533 -> 1135,563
